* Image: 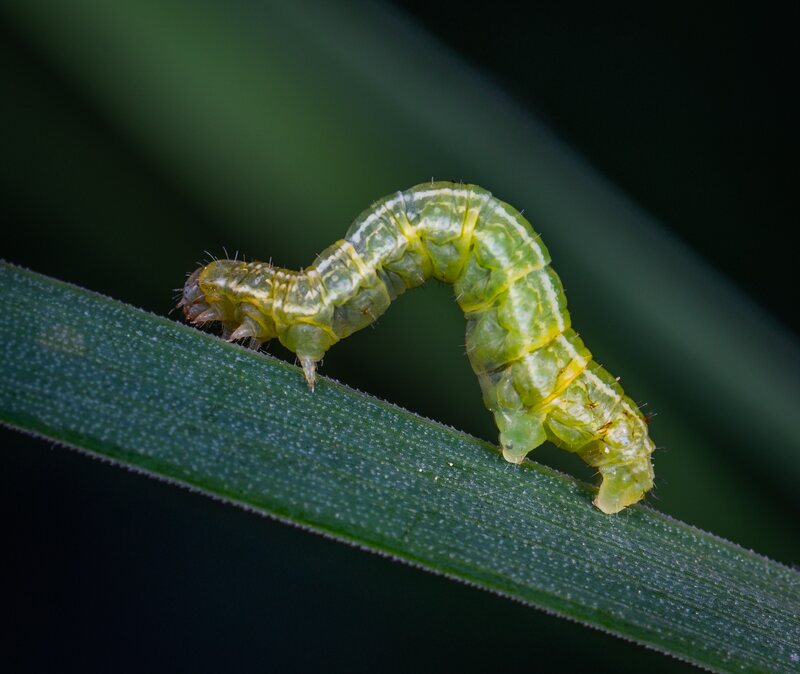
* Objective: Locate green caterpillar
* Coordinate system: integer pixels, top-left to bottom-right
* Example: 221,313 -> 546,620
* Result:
181,182 -> 655,513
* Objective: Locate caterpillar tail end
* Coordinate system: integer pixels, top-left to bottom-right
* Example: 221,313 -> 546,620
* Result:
593,462 -> 654,514
300,356 -> 318,392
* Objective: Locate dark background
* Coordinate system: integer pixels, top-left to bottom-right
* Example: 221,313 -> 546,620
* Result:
397,1 -> 798,337
2,2 -> 797,672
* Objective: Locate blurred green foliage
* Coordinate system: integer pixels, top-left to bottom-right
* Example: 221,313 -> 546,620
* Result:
2,1 -> 798,672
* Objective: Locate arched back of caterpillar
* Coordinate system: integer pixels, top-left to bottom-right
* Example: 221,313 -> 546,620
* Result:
180,182 -> 655,513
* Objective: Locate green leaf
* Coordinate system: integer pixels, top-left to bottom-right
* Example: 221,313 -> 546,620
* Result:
1,261 -> 797,673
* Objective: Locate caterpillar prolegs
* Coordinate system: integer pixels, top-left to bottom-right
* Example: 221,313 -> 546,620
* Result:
181,182 -> 655,513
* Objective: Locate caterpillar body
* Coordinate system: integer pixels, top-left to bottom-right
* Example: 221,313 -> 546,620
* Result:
181,182 -> 655,513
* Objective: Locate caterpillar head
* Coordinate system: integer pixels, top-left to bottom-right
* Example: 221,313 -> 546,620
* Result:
180,259 -> 279,353
180,260 -> 336,390
593,453 -> 655,514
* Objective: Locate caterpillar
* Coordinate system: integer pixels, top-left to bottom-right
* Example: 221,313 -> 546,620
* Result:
180,182 -> 655,513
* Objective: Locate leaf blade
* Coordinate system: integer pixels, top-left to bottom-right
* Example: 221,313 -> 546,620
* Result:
1,261 -> 798,673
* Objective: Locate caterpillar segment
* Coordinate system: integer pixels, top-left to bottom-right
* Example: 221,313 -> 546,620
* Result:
181,182 -> 655,513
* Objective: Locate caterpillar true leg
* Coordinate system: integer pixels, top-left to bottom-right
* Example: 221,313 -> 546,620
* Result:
181,182 -> 655,513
